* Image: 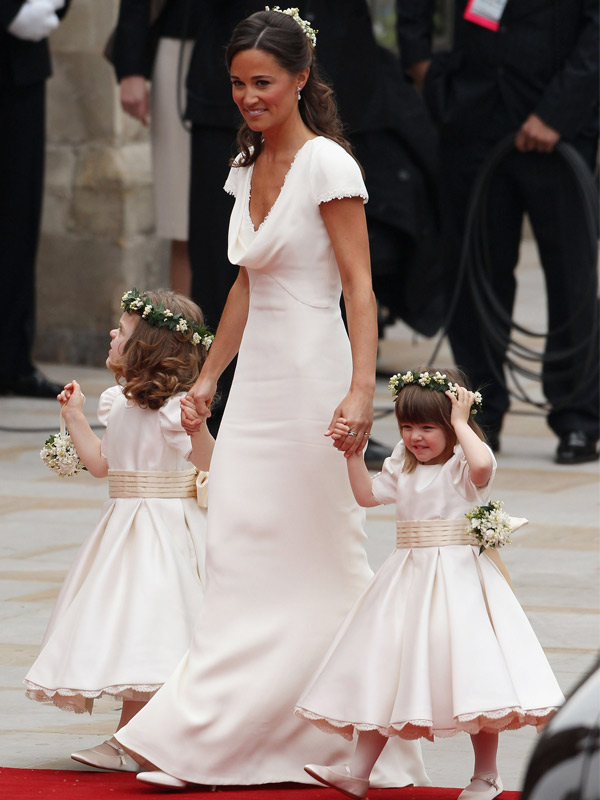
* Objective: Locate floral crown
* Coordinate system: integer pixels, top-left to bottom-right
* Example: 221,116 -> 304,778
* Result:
265,6 -> 317,46
388,370 -> 483,416
121,288 -> 214,350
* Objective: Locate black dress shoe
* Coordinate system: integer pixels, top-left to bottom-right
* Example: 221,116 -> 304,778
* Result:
364,438 -> 392,471
555,431 -> 599,465
0,368 -> 63,399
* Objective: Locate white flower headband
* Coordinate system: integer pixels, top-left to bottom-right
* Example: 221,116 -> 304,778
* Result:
121,288 -> 213,350
388,370 -> 483,416
265,6 -> 317,46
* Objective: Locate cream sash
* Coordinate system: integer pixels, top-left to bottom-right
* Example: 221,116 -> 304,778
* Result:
109,468 -> 198,499
396,519 -> 475,549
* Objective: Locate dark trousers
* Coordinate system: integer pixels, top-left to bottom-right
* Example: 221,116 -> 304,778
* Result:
188,125 -> 238,435
442,138 -> 599,439
0,81 -> 45,378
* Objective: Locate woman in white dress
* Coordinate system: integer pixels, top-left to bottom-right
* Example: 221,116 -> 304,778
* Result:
114,7 -> 428,790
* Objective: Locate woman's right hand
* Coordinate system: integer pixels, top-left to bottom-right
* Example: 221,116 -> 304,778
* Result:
119,76 -> 150,125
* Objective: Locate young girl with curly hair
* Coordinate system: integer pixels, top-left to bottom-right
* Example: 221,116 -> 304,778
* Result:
24,289 -> 214,771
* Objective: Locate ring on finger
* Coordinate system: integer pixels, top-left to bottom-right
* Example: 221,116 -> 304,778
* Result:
347,431 -> 358,437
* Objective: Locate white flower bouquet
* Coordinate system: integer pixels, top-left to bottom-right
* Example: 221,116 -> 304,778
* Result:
40,417 -> 86,477
466,500 -> 514,554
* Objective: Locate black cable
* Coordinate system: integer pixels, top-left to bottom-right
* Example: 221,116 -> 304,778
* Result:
427,134 -> 599,413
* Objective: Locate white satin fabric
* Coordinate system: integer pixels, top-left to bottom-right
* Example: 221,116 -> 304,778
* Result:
296,443 -> 564,741
115,138 -> 429,786
24,387 -> 207,713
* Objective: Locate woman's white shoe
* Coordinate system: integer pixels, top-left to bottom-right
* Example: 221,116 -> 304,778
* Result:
136,770 -> 188,789
304,763 -> 369,799
70,737 -> 140,772
458,773 -> 503,799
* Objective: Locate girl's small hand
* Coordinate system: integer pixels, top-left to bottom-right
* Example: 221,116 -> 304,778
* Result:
326,390 -> 373,457
326,417 -> 350,442
184,375 -> 215,432
181,396 -> 204,435
59,380 -> 85,415
446,385 -> 475,428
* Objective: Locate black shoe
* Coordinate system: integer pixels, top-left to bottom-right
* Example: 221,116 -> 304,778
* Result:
364,438 -> 392,471
0,368 -> 63,399
555,431 -> 599,465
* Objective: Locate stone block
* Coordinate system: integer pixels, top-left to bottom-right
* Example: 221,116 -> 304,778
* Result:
50,0 -> 117,54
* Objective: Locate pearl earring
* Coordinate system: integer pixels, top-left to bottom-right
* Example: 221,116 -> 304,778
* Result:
297,86 -> 302,101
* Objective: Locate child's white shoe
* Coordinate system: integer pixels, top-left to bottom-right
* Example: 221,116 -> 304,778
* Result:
458,773 -> 503,799
71,737 -> 140,772
304,763 -> 369,799
136,770 -> 187,789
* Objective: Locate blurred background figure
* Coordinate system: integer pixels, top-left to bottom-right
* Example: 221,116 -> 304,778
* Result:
110,0 -> 202,296
396,0 -> 599,464
0,0 -> 69,397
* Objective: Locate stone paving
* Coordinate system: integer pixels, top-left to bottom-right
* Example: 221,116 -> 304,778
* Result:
0,240 -> 598,791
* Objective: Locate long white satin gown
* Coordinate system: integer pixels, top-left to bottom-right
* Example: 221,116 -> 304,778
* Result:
296,443 -> 564,741
115,137 -> 429,786
24,387 -> 207,713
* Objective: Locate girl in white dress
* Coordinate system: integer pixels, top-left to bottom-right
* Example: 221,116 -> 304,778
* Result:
114,8 -> 429,792
296,368 -> 564,800
24,289 -> 214,770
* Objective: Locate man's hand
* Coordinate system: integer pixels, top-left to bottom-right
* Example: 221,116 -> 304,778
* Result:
515,114 -> 560,153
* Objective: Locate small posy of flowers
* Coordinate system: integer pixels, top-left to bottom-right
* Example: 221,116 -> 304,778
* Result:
121,288 -> 214,350
466,500 -> 512,554
388,370 -> 483,416
265,6 -> 318,46
40,431 -> 87,477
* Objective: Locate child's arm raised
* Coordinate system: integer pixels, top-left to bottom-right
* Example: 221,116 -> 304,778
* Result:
59,380 -> 108,478
181,396 -> 215,472
446,386 -> 494,487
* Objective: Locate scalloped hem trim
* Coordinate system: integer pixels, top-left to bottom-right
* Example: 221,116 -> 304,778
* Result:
295,706 -> 560,742
316,190 -> 369,205
24,681 -> 161,713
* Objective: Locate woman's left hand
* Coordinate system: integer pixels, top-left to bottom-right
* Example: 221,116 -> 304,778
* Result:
325,389 -> 373,457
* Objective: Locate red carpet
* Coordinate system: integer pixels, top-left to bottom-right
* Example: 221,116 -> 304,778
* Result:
0,769 -> 521,799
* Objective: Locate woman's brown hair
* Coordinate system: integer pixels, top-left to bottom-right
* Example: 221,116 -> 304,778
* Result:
394,367 -> 485,473
110,290 -> 208,410
225,9 -> 356,168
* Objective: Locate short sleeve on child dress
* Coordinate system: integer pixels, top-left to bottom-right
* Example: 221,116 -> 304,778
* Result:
97,385 -> 123,427
448,443 -> 497,502
158,393 -> 193,461
371,441 -> 405,505
309,138 -> 368,206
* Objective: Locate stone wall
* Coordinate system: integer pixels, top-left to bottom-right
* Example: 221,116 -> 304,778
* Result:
34,0 -> 168,367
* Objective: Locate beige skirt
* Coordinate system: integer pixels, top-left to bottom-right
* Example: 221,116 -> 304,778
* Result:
150,37 -> 194,240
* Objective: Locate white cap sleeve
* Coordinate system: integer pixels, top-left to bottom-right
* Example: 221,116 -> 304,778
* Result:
158,393 -> 192,461
309,139 -> 368,206
449,444 -> 497,501
223,154 -> 246,197
97,385 -> 123,427
371,440 -> 405,505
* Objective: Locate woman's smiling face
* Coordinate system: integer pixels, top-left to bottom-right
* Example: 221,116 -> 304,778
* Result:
229,48 -> 306,134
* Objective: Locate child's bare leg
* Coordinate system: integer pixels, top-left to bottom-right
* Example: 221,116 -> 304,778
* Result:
458,732 -> 502,798
117,699 -> 147,730
348,729 -> 388,779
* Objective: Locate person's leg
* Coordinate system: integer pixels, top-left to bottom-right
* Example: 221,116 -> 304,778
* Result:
520,148 -> 599,459
188,125 -> 238,436
444,142 -> 523,446
305,730 -> 387,799
458,732 -> 502,799
169,239 -> 192,296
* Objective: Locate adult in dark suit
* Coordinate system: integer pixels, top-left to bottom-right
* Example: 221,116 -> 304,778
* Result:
396,0 -> 599,463
185,1 -> 441,454
0,0 -> 69,397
